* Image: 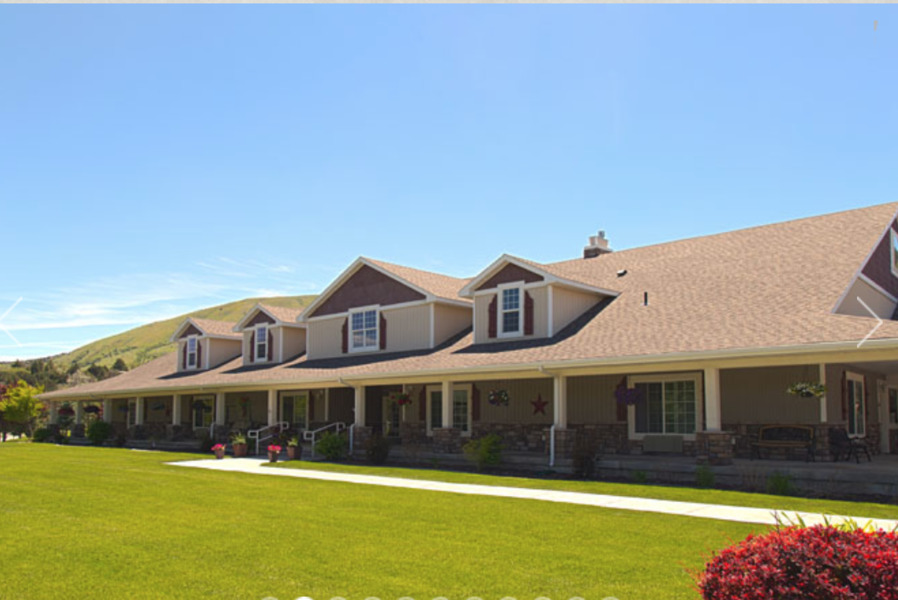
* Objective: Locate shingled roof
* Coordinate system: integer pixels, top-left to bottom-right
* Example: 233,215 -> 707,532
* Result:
43,202 -> 898,399
364,257 -> 471,304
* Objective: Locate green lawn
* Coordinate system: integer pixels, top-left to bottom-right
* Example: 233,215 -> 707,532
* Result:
271,460 -> 898,520
0,444 -> 764,600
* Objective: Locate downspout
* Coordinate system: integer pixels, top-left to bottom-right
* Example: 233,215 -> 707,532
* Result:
538,365 -> 557,468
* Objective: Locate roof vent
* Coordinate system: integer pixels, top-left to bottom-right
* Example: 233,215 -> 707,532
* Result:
583,230 -> 612,259
617,269 -> 628,277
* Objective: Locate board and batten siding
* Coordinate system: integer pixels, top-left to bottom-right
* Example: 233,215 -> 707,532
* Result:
474,378 -> 553,425
551,285 -> 599,335
433,304 -> 472,346
208,338 -> 241,369
837,277 -> 897,320
306,315 -> 345,360
281,327 -> 307,361
567,374 -> 622,424
382,304 -> 430,353
720,365 -> 821,424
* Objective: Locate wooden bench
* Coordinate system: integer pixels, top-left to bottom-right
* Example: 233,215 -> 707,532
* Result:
750,425 -> 816,462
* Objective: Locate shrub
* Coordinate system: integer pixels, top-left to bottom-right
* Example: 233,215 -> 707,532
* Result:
463,433 -> 503,471
767,470 -> 796,496
364,434 -> 391,465
632,469 -> 648,484
31,427 -> 53,443
571,432 -> 597,479
698,525 -> 898,599
695,465 -> 715,489
316,431 -> 348,461
86,421 -> 113,446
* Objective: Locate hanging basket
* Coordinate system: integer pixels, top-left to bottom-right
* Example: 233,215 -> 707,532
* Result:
488,390 -> 510,407
58,407 -> 75,417
83,406 -> 101,414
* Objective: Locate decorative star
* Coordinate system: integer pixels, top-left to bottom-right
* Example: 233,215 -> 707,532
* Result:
531,393 -> 549,415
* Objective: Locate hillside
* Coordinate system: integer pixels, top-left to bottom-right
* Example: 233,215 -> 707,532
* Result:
53,295 -> 318,370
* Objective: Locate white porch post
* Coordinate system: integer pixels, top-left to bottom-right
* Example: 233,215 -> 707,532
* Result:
135,397 -> 145,426
102,399 -> 112,423
74,402 -> 84,425
553,375 -> 568,429
172,395 -> 181,426
215,393 -> 226,427
819,363 -> 828,423
704,368 -> 722,431
267,389 -> 278,426
353,386 -> 366,427
441,380 -> 453,428
48,402 -> 59,425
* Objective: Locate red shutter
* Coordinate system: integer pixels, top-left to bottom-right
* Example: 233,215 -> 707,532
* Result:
472,385 -> 481,422
341,319 -> 349,354
267,329 -> 274,361
524,291 -> 534,336
181,343 -> 187,370
249,332 -> 255,363
196,340 -> 202,369
308,394 -> 315,422
841,371 -> 847,421
418,386 -> 427,421
380,313 -> 387,350
488,295 -> 498,338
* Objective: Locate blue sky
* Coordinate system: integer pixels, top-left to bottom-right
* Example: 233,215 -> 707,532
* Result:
0,6 -> 896,361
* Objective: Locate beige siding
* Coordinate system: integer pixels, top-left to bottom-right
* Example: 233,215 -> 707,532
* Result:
382,304 -> 430,352
474,295 -> 491,343
328,388 -> 355,423
281,327 -> 307,361
208,338 -> 241,369
433,304 -> 472,346
224,391 -> 266,428
473,286 -> 548,343
307,315 -> 345,360
144,396 -> 171,424
837,278 -> 897,319
552,285 -> 599,335
721,365 -> 821,424
568,374 -> 622,424
529,287 -> 548,338
474,378 -> 553,425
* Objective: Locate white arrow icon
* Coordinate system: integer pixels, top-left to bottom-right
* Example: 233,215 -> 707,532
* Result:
0,297 -> 23,346
856,296 -> 883,349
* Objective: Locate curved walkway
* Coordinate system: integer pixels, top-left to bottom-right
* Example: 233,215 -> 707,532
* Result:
170,457 -> 898,529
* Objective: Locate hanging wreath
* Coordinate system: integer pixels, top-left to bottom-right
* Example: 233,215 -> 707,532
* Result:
191,400 -> 206,410
387,391 -> 412,406
83,405 -> 101,414
58,406 -> 75,417
614,380 -> 644,406
488,389 -> 510,407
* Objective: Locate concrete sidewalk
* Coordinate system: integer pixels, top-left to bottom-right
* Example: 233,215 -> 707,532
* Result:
170,457 -> 898,529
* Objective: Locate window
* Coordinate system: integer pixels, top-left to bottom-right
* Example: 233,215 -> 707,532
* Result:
256,326 -> 268,360
385,401 -> 401,437
630,374 -> 701,437
350,308 -> 378,351
127,399 -> 137,427
452,389 -> 471,433
186,336 -> 198,368
192,396 -> 214,429
281,393 -> 308,429
426,385 -> 471,435
846,372 -> 866,437
891,230 -> 898,277
889,387 -> 898,425
499,286 -> 522,337
428,390 -> 442,434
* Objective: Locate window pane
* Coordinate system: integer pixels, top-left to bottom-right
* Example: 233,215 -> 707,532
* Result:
187,337 -> 196,351
282,397 -> 294,423
503,311 -> 519,333
364,310 -> 376,328
430,392 -> 442,429
352,332 -> 364,347
664,381 -> 696,434
352,312 -> 364,329
453,390 -> 468,431
256,343 -> 266,359
502,288 -> 519,310
365,329 -> 377,347
258,327 -> 267,343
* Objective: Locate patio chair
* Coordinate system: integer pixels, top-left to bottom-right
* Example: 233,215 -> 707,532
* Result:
828,427 -> 871,464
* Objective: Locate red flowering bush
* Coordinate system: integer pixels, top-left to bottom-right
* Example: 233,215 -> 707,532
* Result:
698,525 -> 898,599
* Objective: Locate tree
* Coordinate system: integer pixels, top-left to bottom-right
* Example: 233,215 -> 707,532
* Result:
112,358 -> 129,372
0,381 -> 45,438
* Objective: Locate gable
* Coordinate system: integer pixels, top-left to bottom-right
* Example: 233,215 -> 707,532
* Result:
860,220 -> 898,298
309,264 -> 426,317
246,310 -> 275,327
475,263 -> 544,291
178,324 -> 202,339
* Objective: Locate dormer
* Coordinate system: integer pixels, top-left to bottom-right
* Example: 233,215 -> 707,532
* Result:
170,317 -> 242,372
460,255 -> 619,344
234,304 -> 306,366
300,257 -> 472,360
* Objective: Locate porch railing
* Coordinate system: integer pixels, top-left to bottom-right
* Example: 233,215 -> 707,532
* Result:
248,421 -> 289,455
304,422 -> 346,459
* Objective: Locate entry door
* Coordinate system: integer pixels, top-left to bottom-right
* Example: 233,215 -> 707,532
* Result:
383,399 -> 401,438
280,392 -> 308,429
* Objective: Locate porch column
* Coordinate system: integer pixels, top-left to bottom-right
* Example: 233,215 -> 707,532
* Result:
553,375 -> 568,429
48,401 -> 59,425
353,386 -> 366,427
135,397 -> 145,426
819,363 -> 828,423
441,380 -> 453,428
704,367 -> 721,431
172,395 -> 181,426
267,389 -> 278,426
102,399 -> 112,423
215,392 -> 226,427
74,402 -> 84,425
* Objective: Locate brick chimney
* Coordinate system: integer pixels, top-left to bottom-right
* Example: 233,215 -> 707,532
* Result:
583,230 -> 612,259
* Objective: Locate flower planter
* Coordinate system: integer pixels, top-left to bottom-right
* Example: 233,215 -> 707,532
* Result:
232,443 -> 247,458
268,451 -> 279,463
213,447 -> 225,460
287,445 -> 301,460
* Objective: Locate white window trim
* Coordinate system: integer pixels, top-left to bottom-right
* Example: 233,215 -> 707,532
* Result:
348,305 -> 380,353
846,371 -> 866,438
627,372 -> 703,441
255,325 -> 269,363
891,230 -> 898,278
497,283 -> 524,339
425,383 -> 472,437
186,336 -> 198,370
